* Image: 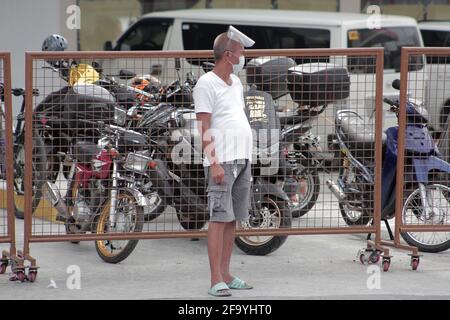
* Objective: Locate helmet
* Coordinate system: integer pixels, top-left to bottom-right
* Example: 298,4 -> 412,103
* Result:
42,34 -> 68,51
42,34 -> 70,72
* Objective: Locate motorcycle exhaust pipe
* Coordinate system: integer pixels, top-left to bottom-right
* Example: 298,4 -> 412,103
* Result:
42,181 -> 69,222
326,180 -> 346,201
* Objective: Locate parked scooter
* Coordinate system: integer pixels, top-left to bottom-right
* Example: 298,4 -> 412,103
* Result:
328,79 -> 450,253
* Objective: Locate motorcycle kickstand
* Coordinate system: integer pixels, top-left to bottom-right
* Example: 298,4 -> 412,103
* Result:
384,219 -> 395,241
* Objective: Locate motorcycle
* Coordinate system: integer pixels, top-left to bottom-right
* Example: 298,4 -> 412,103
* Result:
245,58 -> 349,218
41,120 -> 159,263
328,79 -> 450,252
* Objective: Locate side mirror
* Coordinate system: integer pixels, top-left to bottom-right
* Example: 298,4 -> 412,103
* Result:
175,58 -> 181,71
104,41 -> 113,51
91,61 -> 103,75
392,79 -> 400,90
119,69 -> 136,80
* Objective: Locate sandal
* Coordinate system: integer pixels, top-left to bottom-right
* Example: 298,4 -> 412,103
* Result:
208,282 -> 232,297
227,277 -> 253,290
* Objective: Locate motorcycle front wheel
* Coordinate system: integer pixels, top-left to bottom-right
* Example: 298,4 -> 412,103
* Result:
95,190 -> 144,264
235,194 -> 291,256
401,183 -> 450,253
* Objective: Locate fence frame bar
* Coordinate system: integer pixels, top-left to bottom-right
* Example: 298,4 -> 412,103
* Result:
0,52 -> 21,267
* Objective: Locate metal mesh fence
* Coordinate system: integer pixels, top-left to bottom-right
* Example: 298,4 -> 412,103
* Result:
22,49 -> 384,262
391,47 -> 450,256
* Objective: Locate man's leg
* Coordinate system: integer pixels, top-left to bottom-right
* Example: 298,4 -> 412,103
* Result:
220,220 -> 236,283
208,221 -> 226,287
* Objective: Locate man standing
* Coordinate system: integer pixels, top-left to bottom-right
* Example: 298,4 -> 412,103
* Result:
193,26 -> 255,297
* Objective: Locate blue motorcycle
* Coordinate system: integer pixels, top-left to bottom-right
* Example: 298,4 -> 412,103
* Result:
327,79 -> 450,253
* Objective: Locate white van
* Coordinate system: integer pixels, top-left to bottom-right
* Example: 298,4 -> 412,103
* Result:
419,21 -> 450,132
104,9 -> 424,152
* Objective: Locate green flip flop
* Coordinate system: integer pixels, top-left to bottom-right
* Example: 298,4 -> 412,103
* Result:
227,277 -> 253,290
208,282 -> 232,297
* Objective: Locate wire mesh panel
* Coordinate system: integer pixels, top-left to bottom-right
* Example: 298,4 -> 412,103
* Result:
0,52 -> 20,275
23,49 -> 384,263
392,47 -> 450,257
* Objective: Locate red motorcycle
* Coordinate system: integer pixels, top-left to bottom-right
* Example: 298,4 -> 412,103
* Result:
43,120 -> 158,263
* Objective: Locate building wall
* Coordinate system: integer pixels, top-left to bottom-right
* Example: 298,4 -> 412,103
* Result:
0,0 -> 77,113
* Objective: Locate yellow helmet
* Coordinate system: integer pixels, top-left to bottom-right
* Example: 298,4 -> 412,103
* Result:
69,63 -> 100,86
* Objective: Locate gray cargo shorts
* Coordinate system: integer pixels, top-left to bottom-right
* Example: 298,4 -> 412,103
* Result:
204,159 -> 252,223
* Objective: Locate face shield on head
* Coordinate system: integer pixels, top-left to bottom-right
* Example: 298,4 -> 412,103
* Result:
225,26 -> 255,74
227,25 -> 255,48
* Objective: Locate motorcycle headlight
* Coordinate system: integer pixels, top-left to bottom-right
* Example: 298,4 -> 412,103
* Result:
124,152 -> 152,174
114,106 -> 126,126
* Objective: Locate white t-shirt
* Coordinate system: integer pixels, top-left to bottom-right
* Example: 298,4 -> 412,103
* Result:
193,71 -> 253,167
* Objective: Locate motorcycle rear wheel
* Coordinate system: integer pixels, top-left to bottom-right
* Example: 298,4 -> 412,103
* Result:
338,157 -> 372,226
235,195 -> 291,256
13,132 -> 48,220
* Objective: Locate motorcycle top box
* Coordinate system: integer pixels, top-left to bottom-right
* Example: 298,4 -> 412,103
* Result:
287,63 -> 350,107
246,56 -> 296,100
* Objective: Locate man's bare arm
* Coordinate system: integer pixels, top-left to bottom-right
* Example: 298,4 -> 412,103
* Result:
196,112 -> 224,184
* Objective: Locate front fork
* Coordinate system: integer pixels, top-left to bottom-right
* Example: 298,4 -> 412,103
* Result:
109,160 -> 119,227
418,183 -> 433,220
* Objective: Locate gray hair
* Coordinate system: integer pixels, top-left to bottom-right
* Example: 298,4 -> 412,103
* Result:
213,32 -> 237,62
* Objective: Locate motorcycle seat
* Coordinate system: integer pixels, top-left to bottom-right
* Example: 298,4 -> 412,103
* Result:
337,111 -> 386,149
278,112 -> 305,126
73,141 -> 102,163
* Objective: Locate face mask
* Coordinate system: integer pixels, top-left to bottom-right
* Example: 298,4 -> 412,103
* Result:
234,56 -> 245,74
229,53 -> 245,75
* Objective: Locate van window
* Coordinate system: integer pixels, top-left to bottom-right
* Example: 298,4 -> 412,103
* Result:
347,27 -> 423,73
421,29 -> 450,63
181,22 -> 330,64
115,18 -> 173,51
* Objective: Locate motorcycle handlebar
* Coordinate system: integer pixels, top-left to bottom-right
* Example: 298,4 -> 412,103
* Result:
79,119 -> 143,140
0,85 -> 39,98
383,97 -> 399,107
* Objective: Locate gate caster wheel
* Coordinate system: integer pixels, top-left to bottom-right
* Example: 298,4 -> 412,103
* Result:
11,270 -> 26,282
357,249 -> 370,265
0,262 -> 8,274
411,257 -> 420,271
382,257 -> 391,272
359,252 -> 367,265
28,269 -> 38,282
